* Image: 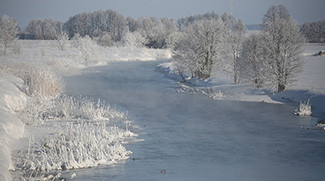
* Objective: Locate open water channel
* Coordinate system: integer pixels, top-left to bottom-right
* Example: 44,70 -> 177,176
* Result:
65,60 -> 325,180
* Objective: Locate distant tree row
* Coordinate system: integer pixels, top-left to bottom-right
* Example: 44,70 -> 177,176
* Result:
63,10 -> 178,48
23,19 -> 62,40
301,20 -> 325,43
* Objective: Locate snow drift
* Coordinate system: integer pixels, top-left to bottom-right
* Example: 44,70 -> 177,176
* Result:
0,70 -> 27,181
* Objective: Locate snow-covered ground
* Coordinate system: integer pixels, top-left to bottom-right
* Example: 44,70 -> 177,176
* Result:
0,40 -> 324,180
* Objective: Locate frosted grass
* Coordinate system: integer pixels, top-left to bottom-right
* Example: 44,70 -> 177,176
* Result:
14,121 -> 132,173
295,100 -> 312,116
13,95 -> 135,180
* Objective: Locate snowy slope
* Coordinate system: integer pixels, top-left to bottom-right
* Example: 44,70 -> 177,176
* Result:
0,70 -> 27,181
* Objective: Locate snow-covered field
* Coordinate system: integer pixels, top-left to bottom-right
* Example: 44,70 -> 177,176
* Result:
0,40 -> 324,180
0,40 -> 171,180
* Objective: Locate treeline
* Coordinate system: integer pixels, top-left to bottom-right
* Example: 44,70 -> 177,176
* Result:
18,10 -> 246,49
20,9 -> 178,48
16,9 -> 325,45
301,21 -> 325,43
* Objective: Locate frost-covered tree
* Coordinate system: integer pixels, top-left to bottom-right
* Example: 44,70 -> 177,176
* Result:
24,19 -> 62,40
239,33 -> 270,88
178,12 -> 220,30
136,17 -> 177,48
96,32 -> 114,47
166,31 -> 183,50
262,5 -> 305,92
56,32 -> 69,51
63,9 -> 127,41
222,14 -> 247,84
173,18 -> 227,79
0,15 -> 18,55
77,35 -> 100,63
121,31 -> 147,48
301,21 -> 325,43
126,16 -> 139,32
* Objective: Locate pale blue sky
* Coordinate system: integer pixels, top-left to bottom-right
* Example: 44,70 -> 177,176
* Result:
0,0 -> 324,28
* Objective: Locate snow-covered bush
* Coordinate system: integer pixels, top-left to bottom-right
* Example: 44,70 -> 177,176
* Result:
14,121 -> 132,173
295,100 -> 312,116
96,32 -> 114,47
0,62 -> 63,98
18,95 -> 127,125
56,32 -> 69,51
44,95 -> 127,121
77,35 -> 100,64
12,38 -> 22,55
166,31 -> 183,50
71,33 -> 81,48
121,31 -> 147,48
13,95 -> 134,178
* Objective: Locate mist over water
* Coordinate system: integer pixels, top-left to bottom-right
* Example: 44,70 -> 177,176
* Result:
65,60 -> 325,180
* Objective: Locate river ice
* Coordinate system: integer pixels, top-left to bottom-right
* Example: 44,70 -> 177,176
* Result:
64,60 -> 325,180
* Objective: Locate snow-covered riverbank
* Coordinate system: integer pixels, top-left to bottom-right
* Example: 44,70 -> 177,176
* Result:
0,40 -> 171,180
0,41 -> 324,180
160,43 -> 325,119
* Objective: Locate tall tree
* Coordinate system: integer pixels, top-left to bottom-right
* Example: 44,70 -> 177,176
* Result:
239,33 -> 270,88
222,14 -> 247,84
0,15 -> 18,55
173,18 -> 227,79
262,5 -> 305,92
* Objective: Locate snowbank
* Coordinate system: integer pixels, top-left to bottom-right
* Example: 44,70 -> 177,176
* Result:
0,70 -> 27,181
158,62 -> 280,104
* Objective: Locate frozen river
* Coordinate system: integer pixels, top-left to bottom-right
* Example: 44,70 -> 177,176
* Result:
65,60 -> 325,180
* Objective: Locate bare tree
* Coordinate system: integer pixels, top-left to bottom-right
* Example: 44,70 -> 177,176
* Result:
239,33 -> 270,88
121,31 -> 147,48
222,15 -> 247,84
301,21 -> 325,43
0,15 -> 18,55
173,18 -> 227,79
262,5 -> 305,92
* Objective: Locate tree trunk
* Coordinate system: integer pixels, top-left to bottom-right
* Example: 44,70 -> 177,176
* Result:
3,44 -> 7,56
278,83 -> 285,93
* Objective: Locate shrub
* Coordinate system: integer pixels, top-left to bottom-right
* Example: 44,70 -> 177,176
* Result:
295,100 -> 312,116
96,32 -> 114,47
0,62 -> 63,98
14,121 -> 132,173
77,35 -> 100,64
